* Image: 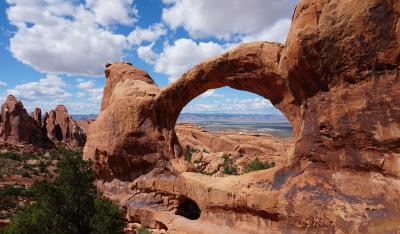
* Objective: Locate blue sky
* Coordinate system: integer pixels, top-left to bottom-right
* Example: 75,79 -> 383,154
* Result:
0,0 -> 297,115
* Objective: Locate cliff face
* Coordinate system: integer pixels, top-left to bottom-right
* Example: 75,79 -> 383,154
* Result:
284,0 -> 400,176
84,0 -> 400,233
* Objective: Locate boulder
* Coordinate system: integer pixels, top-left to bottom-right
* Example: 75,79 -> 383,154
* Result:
191,151 -> 203,163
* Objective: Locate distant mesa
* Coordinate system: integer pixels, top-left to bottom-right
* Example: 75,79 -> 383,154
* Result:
0,95 -> 86,147
177,112 -> 290,123
71,114 -> 98,121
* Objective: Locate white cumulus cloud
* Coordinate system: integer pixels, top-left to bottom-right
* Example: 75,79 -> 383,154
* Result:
137,43 -> 159,64
86,0 -> 137,27
3,75 -> 103,114
135,0 -> 297,83
162,0 -> 297,41
138,38 -> 233,82
6,0 -> 136,77
200,89 -> 223,98
128,23 -> 166,46
0,81 -> 6,87
183,97 -> 275,114
241,19 -> 292,43
76,80 -> 103,101
6,75 -> 71,101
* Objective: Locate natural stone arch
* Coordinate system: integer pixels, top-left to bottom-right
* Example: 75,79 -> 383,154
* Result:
153,42 -> 299,136
84,0 -> 400,182
83,42 -> 300,181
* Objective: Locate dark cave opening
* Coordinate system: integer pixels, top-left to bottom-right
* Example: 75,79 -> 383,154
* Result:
55,125 -> 63,141
175,197 -> 201,220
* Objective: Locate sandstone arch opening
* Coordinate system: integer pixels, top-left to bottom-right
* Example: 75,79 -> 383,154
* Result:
151,42 -> 300,163
178,87 -> 292,138
154,42 -> 299,138
174,87 -> 293,176
175,197 -> 201,220
85,42 -> 301,181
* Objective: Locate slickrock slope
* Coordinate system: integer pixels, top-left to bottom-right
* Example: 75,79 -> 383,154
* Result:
0,96 -> 86,147
84,0 -> 400,233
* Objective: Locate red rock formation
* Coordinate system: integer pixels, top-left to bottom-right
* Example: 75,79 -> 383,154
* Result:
84,62 -> 164,180
84,0 -> 400,232
101,62 -> 154,111
0,96 -> 85,147
45,105 -> 86,147
283,0 -> 400,175
0,95 -> 45,145
76,119 -> 94,135
30,107 -> 41,127
84,43 -> 292,180
176,123 -> 290,175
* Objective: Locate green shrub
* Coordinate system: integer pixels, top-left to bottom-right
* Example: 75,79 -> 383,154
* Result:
223,165 -> 237,175
0,152 -> 20,161
91,197 -> 127,234
20,171 -> 31,178
244,158 -> 275,173
37,160 -> 49,174
221,154 -> 237,175
22,163 -> 33,171
2,149 -> 126,234
22,153 -> 38,161
202,149 -> 209,153
137,226 -> 151,234
0,158 -> 21,176
222,154 -> 231,164
200,169 -> 216,176
0,184 -> 31,219
0,184 -> 27,205
184,146 -> 198,162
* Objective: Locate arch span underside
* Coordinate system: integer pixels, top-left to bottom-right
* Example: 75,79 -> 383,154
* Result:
83,42 -> 301,181
154,42 -> 300,136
